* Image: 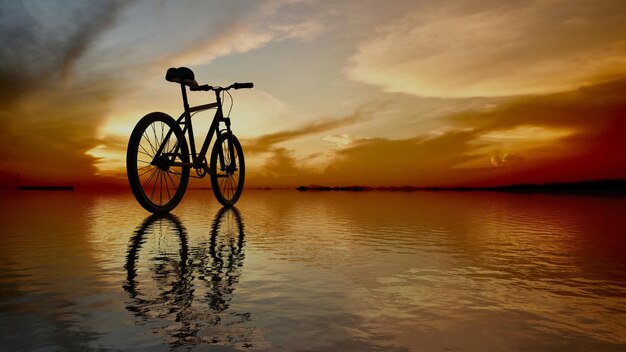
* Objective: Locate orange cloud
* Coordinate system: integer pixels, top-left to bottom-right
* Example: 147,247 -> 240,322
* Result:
247,77 -> 626,187
347,0 -> 626,97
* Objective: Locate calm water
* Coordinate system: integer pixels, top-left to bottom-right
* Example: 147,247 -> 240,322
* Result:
0,190 -> 625,351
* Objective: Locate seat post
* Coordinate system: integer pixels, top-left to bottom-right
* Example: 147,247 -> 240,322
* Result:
180,83 -> 197,161
180,83 -> 190,113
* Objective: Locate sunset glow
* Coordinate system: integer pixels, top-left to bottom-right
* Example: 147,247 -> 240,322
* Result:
2,0 -> 626,188
2,3 -> 626,349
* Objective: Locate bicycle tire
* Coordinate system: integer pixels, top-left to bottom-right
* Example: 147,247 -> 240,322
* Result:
210,133 -> 245,206
127,112 -> 190,213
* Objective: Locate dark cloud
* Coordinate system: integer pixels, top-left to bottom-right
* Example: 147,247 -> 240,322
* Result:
447,78 -> 626,184
450,78 -> 626,134
0,1 -> 126,186
0,1 -> 125,93
0,85 -> 117,186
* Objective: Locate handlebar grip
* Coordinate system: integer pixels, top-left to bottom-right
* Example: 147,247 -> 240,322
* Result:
190,84 -> 211,91
233,82 -> 254,90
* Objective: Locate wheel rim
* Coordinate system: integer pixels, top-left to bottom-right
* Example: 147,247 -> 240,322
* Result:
215,139 -> 241,202
135,120 -> 186,207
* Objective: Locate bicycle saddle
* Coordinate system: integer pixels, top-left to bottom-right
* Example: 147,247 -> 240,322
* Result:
165,67 -> 198,87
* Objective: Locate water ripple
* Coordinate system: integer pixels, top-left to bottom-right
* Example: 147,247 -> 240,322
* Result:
0,190 -> 625,350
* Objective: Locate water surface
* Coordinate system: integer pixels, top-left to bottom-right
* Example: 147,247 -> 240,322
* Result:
1,190 -> 625,351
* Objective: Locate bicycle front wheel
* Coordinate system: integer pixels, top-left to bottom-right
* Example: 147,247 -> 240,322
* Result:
210,133 -> 245,206
127,112 -> 190,213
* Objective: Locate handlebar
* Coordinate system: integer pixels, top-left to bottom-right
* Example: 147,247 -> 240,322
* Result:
232,82 -> 253,89
190,82 -> 254,92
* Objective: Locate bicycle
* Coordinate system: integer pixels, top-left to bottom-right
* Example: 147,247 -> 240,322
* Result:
126,67 -> 253,213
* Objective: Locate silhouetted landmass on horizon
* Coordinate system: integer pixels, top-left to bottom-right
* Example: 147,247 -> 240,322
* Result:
296,179 -> 626,195
16,185 -> 74,191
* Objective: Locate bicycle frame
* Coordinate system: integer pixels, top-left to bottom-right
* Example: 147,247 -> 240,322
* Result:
152,83 -> 236,172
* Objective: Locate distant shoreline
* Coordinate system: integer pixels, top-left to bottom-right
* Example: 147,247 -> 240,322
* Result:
3,180 -> 625,195
295,179 -> 626,195
16,186 -> 74,191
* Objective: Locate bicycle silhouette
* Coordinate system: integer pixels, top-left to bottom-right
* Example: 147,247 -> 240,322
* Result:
127,67 -> 253,213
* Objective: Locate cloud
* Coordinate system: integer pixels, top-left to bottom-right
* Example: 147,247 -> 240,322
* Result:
346,0 -> 626,97
490,153 -> 524,168
0,1 -> 125,186
246,131 -> 485,187
0,1 -> 125,91
320,131 -> 486,186
248,77 -> 626,187
169,19 -> 323,66
160,2 -> 324,66
260,147 -> 301,178
244,107 -> 371,153
0,86 -> 118,186
450,78 -> 626,134
242,106 -> 374,186
323,134 -> 353,149
446,77 -> 626,184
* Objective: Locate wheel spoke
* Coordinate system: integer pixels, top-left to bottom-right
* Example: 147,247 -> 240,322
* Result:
150,170 -> 160,200
141,167 -> 158,190
142,132 -> 157,154
139,166 -> 156,177
138,143 -> 153,158
165,172 -> 177,195
151,123 -> 159,154
159,171 -> 163,205
219,176 -> 226,194
137,149 -> 151,158
160,121 -> 164,150
164,178 -> 171,202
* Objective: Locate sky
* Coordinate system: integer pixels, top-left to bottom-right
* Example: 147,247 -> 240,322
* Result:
1,0 -> 626,188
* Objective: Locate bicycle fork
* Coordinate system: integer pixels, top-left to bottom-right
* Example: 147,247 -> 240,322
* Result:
217,124 -> 237,175
215,92 -> 237,176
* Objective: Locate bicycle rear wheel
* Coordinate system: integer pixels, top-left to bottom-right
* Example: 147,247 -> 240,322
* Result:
127,112 -> 190,213
210,133 -> 245,206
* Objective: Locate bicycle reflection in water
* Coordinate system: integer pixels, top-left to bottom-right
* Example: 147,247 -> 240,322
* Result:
123,207 -> 252,349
